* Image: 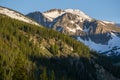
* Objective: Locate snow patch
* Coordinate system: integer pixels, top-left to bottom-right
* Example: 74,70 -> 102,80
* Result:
77,32 -> 120,55
0,7 -> 39,26
99,22 -> 106,26
70,21 -> 75,24
108,32 -> 120,49
66,25 -> 82,33
65,9 -> 92,21
76,24 -> 83,31
102,20 -> 115,24
77,37 -> 108,52
66,27 -> 76,33
83,26 -> 90,33
43,10 -> 65,21
43,9 -> 92,22
107,33 -> 111,37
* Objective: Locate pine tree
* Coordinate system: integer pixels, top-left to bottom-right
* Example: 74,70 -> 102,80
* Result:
50,44 -> 59,55
12,54 -> 27,80
40,68 -> 48,80
51,70 -> 55,80
0,55 -> 4,80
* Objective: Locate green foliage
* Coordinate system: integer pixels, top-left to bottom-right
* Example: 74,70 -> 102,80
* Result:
0,14 -> 119,80
51,70 -> 55,80
0,55 -> 4,80
40,68 -> 48,80
50,44 -> 59,55
12,54 -> 27,80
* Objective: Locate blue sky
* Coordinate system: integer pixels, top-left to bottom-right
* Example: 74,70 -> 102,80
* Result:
0,0 -> 120,23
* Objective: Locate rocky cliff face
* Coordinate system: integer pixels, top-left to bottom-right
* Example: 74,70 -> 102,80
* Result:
26,11 -> 50,27
26,9 -> 120,56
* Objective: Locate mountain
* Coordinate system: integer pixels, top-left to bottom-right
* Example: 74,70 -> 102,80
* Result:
0,6 -> 39,26
0,7 -> 120,80
26,9 -> 120,56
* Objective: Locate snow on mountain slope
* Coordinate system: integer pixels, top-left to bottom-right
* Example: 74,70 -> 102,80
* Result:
43,9 -> 65,21
26,9 -> 120,56
77,32 -> 120,56
66,25 -> 82,33
65,9 -> 92,21
77,37 -> 108,52
102,20 -> 115,24
0,7 -> 39,26
43,9 -> 92,22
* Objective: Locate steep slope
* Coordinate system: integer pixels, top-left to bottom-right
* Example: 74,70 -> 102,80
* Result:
26,9 -> 120,56
26,11 -> 50,27
64,9 -> 92,21
0,10 -> 120,80
43,9 -> 65,21
0,6 -> 39,26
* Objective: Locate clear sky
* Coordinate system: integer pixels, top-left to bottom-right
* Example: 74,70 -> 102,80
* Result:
0,0 -> 120,23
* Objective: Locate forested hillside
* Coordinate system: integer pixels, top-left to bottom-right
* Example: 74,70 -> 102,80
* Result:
0,14 -> 120,80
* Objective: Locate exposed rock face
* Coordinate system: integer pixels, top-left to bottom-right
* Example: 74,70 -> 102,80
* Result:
26,9 -> 120,56
26,11 -> 50,27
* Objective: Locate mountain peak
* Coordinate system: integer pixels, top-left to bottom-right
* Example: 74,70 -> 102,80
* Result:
31,11 -> 42,14
64,9 -> 92,21
43,9 -> 65,21
42,8 -> 92,22
26,8 -> 120,56
44,9 -> 63,13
